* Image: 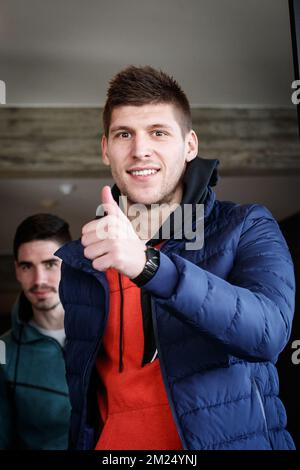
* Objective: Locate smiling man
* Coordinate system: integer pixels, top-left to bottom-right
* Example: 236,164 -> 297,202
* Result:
0,214 -> 72,449
56,66 -> 295,450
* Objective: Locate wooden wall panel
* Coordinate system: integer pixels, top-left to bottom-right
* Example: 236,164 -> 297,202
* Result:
0,107 -> 299,177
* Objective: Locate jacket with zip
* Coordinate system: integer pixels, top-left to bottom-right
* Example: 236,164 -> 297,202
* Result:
56,158 -> 296,450
0,295 -> 71,449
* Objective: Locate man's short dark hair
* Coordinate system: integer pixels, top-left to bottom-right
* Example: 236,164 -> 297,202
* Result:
103,65 -> 192,137
13,213 -> 71,260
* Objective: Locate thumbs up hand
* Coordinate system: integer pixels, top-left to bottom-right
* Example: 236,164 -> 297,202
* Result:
81,186 -> 147,278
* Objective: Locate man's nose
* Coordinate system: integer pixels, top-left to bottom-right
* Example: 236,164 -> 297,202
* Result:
132,134 -> 153,159
33,267 -> 47,285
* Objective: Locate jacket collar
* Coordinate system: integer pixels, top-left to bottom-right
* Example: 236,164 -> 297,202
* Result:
55,239 -> 99,275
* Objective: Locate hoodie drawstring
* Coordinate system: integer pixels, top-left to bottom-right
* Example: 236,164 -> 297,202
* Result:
118,273 -> 124,373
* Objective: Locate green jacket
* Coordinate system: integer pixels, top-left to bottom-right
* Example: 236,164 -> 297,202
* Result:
0,294 -> 71,449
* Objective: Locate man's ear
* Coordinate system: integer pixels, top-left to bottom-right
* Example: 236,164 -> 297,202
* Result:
185,129 -> 198,162
101,134 -> 110,166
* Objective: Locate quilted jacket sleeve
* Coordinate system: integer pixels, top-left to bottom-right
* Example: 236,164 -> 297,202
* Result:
144,205 -> 295,362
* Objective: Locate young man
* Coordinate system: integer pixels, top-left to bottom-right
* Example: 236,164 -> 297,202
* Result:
56,66 -> 295,450
0,214 -> 72,449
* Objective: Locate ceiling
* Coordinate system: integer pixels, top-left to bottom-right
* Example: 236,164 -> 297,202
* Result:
0,0 -> 295,106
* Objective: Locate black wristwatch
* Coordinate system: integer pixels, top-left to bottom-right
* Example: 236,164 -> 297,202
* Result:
131,247 -> 160,287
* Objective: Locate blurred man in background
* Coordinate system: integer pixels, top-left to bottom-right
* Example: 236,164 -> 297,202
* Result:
0,213 -> 72,449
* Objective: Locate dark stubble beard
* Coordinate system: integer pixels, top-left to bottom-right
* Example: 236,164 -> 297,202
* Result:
33,299 -> 61,312
124,166 -> 186,210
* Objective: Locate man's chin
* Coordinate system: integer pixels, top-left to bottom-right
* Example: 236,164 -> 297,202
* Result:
32,298 -> 60,312
126,192 -> 162,207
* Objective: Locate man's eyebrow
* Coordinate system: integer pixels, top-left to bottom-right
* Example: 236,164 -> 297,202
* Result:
147,123 -> 174,130
110,123 -> 174,133
110,125 -> 133,133
18,258 -> 59,266
41,258 -> 59,265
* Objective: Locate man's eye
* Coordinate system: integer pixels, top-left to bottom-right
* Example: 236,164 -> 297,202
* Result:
153,130 -> 166,137
21,265 -> 30,271
45,262 -> 56,269
117,132 -> 130,139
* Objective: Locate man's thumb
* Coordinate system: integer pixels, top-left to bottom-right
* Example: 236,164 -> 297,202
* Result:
101,185 -> 118,214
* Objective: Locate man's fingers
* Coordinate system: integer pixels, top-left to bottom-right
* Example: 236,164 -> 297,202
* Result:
82,214 -> 119,236
82,215 -> 134,241
82,219 -> 100,235
81,230 -> 100,247
83,240 -> 110,260
92,253 -> 112,272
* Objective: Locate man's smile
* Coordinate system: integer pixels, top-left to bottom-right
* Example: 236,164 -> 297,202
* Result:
126,167 -> 161,180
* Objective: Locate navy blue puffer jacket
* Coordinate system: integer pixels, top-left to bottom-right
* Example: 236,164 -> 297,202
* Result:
56,187 -> 295,450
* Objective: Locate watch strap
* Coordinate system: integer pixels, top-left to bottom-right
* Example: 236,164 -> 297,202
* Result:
131,247 -> 160,287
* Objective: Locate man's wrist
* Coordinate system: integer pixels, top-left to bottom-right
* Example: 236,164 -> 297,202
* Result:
131,247 -> 160,287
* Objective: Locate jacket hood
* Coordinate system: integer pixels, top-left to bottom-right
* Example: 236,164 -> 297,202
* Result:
151,156 -> 219,243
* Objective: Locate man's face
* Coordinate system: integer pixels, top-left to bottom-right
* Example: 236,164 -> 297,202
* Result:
15,240 -> 62,312
101,103 -> 198,206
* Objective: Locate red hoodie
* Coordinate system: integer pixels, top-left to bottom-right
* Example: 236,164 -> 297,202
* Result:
95,265 -> 182,450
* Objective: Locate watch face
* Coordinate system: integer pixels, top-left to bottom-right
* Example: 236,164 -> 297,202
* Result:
147,247 -> 160,261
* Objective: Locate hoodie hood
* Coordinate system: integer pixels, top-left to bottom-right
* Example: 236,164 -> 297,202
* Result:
181,156 -> 219,204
